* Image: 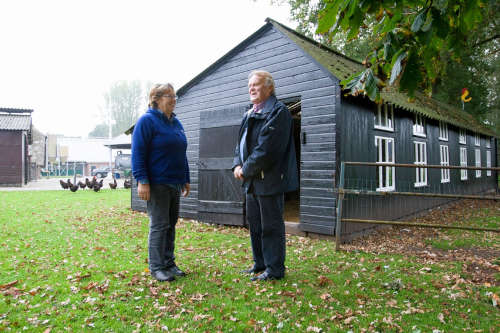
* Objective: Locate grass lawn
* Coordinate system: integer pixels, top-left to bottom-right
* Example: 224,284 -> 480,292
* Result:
0,190 -> 498,332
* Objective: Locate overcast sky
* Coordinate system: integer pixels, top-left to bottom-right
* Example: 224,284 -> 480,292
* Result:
0,0 -> 295,137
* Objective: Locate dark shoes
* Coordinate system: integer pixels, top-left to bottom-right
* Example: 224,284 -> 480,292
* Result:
250,271 -> 283,281
151,270 -> 175,282
241,266 -> 266,274
167,265 -> 186,277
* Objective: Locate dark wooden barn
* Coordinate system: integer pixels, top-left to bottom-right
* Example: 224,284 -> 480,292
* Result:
129,18 -> 497,239
0,108 -> 33,187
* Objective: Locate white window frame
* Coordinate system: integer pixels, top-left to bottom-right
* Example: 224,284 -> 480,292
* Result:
438,121 -> 448,141
375,136 -> 395,191
475,149 -> 481,178
486,150 -> 492,176
486,137 -> 491,148
460,147 -> 468,180
475,133 -> 480,146
413,114 -> 426,137
440,145 -> 450,183
459,129 -> 467,144
374,104 -> 394,132
414,141 -> 427,187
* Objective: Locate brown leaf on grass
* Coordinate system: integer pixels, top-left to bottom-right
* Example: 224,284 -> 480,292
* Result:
320,293 -> 331,300
28,287 -> 40,296
74,273 -> 91,282
386,299 -> 398,307
190,293 -> 207,301
3,287 -> 24,297
279,290 -> 297,298
95,280 -> 110,294
344,316 -> 356,325
83,282 -> 98,290
490,292 -> 499,307
149,286 -> 158,297
317,275 -> 332,287
0,280 -> 18,289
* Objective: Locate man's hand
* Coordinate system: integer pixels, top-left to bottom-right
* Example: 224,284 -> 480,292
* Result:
182,183 -> 190,197
233,166 -> 244,180
138,183 -> 150,201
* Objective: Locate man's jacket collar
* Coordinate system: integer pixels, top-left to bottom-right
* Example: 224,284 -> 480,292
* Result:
249,95 -> 277,119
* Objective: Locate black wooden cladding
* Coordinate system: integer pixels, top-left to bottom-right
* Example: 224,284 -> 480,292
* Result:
338,97 -> 497,238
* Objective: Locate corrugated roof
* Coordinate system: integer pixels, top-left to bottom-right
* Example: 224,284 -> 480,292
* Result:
267,19 -> 496,137
0,114 -> 32,131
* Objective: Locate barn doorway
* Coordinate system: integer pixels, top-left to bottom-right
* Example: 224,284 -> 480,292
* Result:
284,99 -> 301,223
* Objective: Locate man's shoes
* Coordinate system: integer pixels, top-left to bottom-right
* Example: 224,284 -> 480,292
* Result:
250,271 -> 283,281
167,265 -> 186,277
152,270 -> 175,282
241,266 -> 266,274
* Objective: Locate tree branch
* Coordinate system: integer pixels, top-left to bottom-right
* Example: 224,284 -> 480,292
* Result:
473,34 -> 500,48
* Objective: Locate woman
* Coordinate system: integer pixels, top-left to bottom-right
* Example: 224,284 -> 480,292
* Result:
132,83 -> 190,282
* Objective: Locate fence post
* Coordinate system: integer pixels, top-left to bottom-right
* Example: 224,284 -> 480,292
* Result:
335,162 -> 345,251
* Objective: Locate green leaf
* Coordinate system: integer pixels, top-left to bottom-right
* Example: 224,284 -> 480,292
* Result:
462,0 -> 482,31
389,51 -> 406,85
422,47 -> 438,81
364,69 -> 379,101
399,51 -> 422,97
316,2 -> 341,34
347,6 -> 364,40
411,9 -> 427,32
341,69 -> 380,101
431,8 -> 449,39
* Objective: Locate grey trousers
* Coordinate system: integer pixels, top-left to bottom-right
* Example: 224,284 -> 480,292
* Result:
246,193 -> 286,278
146,184 -> 180,272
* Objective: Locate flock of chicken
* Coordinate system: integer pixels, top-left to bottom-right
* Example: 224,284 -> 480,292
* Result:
59,176 -> 132,192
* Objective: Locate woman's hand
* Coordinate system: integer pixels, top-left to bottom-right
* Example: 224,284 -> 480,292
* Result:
182,183 -> 190,197
138,183 -> 150,201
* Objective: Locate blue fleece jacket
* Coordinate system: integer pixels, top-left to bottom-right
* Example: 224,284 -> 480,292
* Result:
132,108 -> 190,185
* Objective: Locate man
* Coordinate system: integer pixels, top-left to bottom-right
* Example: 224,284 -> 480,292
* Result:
233,70 -> 298,281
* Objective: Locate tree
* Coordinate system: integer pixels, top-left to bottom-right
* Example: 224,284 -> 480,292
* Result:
274,0 -> 500,133
88,123 -> 109,138
275,0 -> 499,101
89,80 -> 151,137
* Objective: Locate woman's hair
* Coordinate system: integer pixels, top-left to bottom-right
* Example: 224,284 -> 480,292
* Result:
248,70 -> 275,95
148,83 -> 175,109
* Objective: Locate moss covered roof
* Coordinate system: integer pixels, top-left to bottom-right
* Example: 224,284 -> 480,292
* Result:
268,19 -> 495,137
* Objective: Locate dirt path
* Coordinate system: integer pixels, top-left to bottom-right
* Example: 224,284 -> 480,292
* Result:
343,200 -> 500,285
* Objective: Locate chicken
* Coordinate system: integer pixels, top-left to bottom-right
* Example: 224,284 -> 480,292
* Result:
67,179 -> 73,188
93,181 -> 102,192
109,177 -> 117,190
69,182 -> 79,192
85,177 -> 92,189
123,179 -> 132,189
78,181 -> 86,189
89,176 -> 97,190
98,178 -> 104,188
59,179 -> 69,189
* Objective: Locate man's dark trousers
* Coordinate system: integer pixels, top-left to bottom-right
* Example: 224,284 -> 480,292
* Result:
246,192 -> 285,278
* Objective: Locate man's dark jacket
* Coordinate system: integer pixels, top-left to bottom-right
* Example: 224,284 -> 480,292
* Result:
232,95 -> 299,196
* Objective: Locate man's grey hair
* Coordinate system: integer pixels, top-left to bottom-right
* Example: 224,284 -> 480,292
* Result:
248,70 -> 275,95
